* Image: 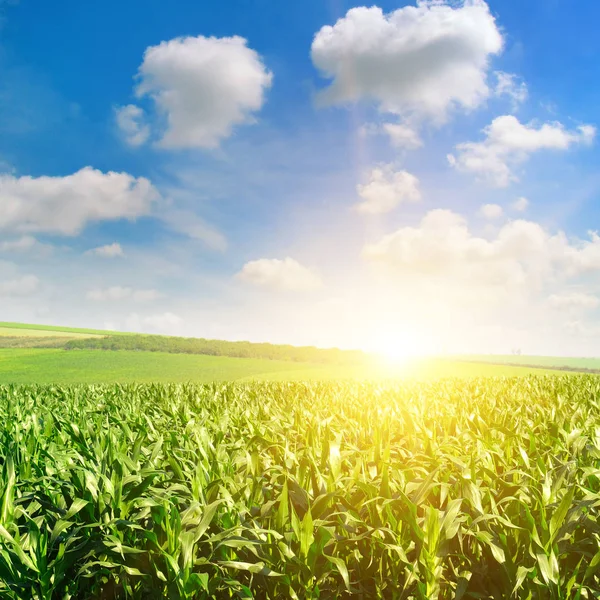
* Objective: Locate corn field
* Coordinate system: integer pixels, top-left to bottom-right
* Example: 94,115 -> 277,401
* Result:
1,377 -> 600,598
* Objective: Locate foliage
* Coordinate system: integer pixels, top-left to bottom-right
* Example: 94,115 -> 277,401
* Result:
0,336 -> 76,349
1,376 -> 600,598
64,334 -> 369,364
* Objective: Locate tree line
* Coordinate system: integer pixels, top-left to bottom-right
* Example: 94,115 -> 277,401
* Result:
65,334 -> 368,364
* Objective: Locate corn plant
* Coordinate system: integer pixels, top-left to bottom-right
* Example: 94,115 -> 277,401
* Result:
1,376 -> 600,598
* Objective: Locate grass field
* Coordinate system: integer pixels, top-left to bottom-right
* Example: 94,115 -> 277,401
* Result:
2,376 -> 599,598
0,322 -> 112,336
0,327 -> 99,338
1,322 -> 595,379
461,354 -> 600,371
0,349 -> 565,384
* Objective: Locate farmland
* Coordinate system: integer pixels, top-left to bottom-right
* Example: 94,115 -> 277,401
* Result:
0,349 -> 563,385
0,322 -> 110,337
460,355 -> 600,373
0,323 -> 571,382
2,376 -> 600,598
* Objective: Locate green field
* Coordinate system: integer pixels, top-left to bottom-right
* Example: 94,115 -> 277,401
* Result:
461,354 -> 600,372
0,322 -> 113,336
0,322 -> 577,382
0,349 -> 564,384
2,376 -> 600,598
0,328 -> 99,338
0,322 -> 598,597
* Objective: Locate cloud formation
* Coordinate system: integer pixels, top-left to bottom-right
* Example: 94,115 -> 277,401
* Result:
312,1 -> 503,122
493,71 -> 528,108
363,209 -> 600,292
124,35 -> 272,149
86,243 -> 125,258
115,104 -> 150,146
512,197 -> 529,212
0,167 -> 159,235
237,258 -> 322,292
383,123 -> 423,149
356,166 -> 421,214
448,115 -> 596,186
0,236 -> 41,253
479,203 -> 503,219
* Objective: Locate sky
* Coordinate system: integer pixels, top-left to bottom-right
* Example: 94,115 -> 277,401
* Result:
1,0 -> 600,357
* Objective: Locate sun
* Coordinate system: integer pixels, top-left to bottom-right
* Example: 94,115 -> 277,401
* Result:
367,331 -> 425,364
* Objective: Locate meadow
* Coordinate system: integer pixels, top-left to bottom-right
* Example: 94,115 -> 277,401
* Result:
1,376 -> 600,598
0,349 -> 562,385
460,355 -> 600,373
0,323 -> 567,383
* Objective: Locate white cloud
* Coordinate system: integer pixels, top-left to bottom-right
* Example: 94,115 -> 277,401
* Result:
115,104 -> 150,146
363,209 -> 600,293
512,196 -> 529,212
0,274 -> 39,297
548,292 -> 599,310
356,166 -> 421,214
311,1 -> 503,122
125,311 -> 183,334
86,242 -> 125,258
86,286 -> 161,302
237,258 -> 322,292
0,236 -> 39,252
479,203 -> 503,219
493,71 -> 528,108
130,35 -> 272,149
448,116 -> 596,187
0,167 -> 160,235
383,123 -> 423,149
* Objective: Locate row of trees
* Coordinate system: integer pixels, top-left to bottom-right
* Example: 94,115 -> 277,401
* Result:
65,334 -> 368,364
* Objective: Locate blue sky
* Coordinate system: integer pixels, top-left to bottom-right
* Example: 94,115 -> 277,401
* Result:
1,0 -> 600,356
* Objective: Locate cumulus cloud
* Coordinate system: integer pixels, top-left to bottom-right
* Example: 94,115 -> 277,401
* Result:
0,167 -> 159,235
548,292 -> 599,310
448,116 -> 596,186
125,312 -> 183,334
115,104 -> 150,146
237,258 -> 322,292
0,274 -> 39,297
512,196 -> 529,212
493,71 -> 528,108
479,203 -> 503,219
86,286 -> 161,302
0,235 -> 53,254
311,1 -> 503,123
363,209 -> 600,293
356,166 -> 421,214
86,243 -> 125,258
383,123 -> 423,149
128,35 -> 272,149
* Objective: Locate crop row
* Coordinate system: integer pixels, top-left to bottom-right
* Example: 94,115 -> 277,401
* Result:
1,377 -> 600,598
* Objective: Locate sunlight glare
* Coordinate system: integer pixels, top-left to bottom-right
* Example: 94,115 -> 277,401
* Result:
368,330 -> 427,365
